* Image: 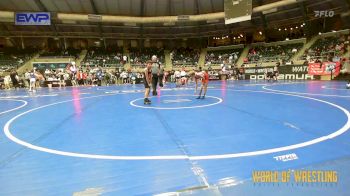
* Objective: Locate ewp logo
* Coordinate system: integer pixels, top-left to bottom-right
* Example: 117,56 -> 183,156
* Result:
15,12 -> 51,25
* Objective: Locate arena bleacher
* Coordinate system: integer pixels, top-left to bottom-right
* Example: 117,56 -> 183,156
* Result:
129,47 -> 165,66
81,46 -> 124,68
206,48 -> 243,65
171,47 -> 200,67
39,47 -> 81,58
302,35 -> 348,62
0,47 -> 38,71
247,43 -> 303,64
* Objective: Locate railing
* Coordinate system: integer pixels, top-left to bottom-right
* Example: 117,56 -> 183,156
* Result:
207,44 -> 245,51
172,62 -> 198,67
245,55 -> 291,64
298,51 -> 341,61
38,55 -> 77,59
81,63 -> 123,67
251,38 -> 306,47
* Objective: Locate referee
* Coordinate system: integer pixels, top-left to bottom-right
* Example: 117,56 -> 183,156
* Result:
151,55 -> 159,96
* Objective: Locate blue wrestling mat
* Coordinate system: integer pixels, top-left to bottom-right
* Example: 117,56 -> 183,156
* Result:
0,80 -> 349,196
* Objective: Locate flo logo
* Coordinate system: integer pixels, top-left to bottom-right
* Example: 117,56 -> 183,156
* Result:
314,10 -> 335,18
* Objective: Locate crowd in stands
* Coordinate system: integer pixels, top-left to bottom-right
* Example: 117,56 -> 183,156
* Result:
81,46 -> 125,68
129,47 -> 164,67
1,63 -> 215,90
2,33 -> 350,89
171,48 -> 200,67
246,43 -> 303,63
41,66 -> 119,87
302,35 -> 349,63
0,47 -> 38,71
205,48 -> 243,65
0,66 -> 122,90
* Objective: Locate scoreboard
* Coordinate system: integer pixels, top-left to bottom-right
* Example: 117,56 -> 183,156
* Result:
224,0 -> 253,24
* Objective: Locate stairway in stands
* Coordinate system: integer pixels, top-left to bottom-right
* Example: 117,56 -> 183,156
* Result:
16,53 -> 40,74
164,50 -> 172,69
75,50 -> 87,67
124,48 -> 131,70
236,45 -> 250,66
198,48 -> 207,67
291,36 -> 319,63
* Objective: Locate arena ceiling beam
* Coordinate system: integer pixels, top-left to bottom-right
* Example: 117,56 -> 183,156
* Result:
209,0 -> 215,13
89,0 -> 103,37
257,0 -> 268,31
0,23 -> 11,37
298,2 -> 310,35
139,0 -> 145,41
194,0 -> 200,14
0,24 -> 19,47
194,0 -> 201,37
33,0 -> 59,37
168,0 -> 172,15
342,0 -> 350,27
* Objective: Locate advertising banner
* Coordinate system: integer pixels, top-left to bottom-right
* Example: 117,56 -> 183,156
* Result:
308,62 -> 340,76
33,62 -> 69,70
15,12 -> 51,25
244,65 -> 314,80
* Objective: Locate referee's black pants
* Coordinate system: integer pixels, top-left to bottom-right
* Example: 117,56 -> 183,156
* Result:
158,74 -> 164,87
152,74 -> 158,95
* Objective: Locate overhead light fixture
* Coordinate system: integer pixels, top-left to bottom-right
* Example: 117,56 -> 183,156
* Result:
278,28 -> 281,31
284,28 -> 287,31
319,32 -> 322,35
240,34 -> 243,37
296,26 -> 298,29
259,31 -> 262,35
286,38 -> 289,40
290,27 -> 293,30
